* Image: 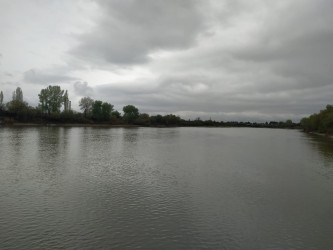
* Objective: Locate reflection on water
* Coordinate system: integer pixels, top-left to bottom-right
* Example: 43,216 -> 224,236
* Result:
305,133 -> 333,160
0,127 -> 333,249
302,133 -> 333,179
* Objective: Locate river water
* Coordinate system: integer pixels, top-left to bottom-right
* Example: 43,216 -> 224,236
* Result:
0,127 -> 332,249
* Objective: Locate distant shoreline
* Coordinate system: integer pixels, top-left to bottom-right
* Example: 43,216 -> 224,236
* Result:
2,122 -> 140,128
0,122 -> 302,130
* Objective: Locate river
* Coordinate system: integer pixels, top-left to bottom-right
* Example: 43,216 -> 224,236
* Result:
0,127 -> 332,249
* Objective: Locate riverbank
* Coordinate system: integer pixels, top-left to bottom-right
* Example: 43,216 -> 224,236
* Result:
309,131 -> 333,139
0,122 -> 303,130
1,122 -> 140,128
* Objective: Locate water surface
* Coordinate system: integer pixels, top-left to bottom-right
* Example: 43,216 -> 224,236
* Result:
0,127 -> 333,249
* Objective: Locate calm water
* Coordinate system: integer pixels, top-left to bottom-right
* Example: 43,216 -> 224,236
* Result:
0,127 -> 333,249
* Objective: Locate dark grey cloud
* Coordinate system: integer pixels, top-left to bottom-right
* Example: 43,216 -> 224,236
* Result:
232,0 -> 333,88
71,0 -> 206,65
23,69 -> 76,84
73,81 -> 94,96
84,0 -> 333,121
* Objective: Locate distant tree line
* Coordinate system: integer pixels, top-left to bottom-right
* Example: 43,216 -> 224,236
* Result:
0,85 -> 299,128
300,105 -> 333,133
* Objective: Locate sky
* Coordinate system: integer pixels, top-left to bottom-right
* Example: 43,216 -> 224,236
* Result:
1,0 -> 333,122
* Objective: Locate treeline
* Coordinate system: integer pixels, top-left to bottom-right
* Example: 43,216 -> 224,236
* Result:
300,105 -> 333,133
0,86 -> 298,128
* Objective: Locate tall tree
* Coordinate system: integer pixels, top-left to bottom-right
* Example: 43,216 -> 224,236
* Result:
38,85 -> 65,115
12,87 -> 23,102
6,87 -> 28,116
79,97 -> 94,117
0,91 -> 3,109
6,99 -> 28,115
63,90 -> 70,112
123,105 -> 139,123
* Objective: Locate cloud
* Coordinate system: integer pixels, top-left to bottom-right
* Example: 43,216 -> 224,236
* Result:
229,0 -> 333,88
73,81 -> 94,96
23,69 -> 76,84
1,0 -> 333,121
71,0 -> 206,65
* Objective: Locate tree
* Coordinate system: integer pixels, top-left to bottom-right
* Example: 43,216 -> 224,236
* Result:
6,87 -> 29,120
164,114 -> 181,125
63,90 -> 70,112
101,102 -> 113,121
6,99 -> 29,115
0,91 -> 3,110
300,104 -> 333,133
92,100 -> 103,121
6,88 -> 30,121
111,110 -> 121,119
123,105 -> 139,123
79,97 -> 94,117
136,113 -> 150,126
38,85 -> 65,115
150,114 -> 164,125
92,100 -> 113,121
12,87 -> 23,102
285,119 -> 293,128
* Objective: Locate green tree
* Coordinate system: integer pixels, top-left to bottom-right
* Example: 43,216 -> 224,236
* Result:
150,114 -> 164,125
92,100 -> 103,121
101,102 -> 113,121
136,113 -> 150,126
111,110 -> 121,119
285,119 -> 293,128
6,99 -> 28,114
301,105 -> 333,133
6,93 -> 31,121
6,87 -> 29,120
79,97 -> 94,118
300,117 -> 310,131
92,101 -> 114,121
123,105 -> 139,124
164,114 -> 181,125
38,85 -> 65,115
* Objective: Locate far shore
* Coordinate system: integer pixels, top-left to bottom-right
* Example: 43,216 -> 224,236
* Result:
5,124 -> 332,140
0,121 -> 303,130
2,122 -> 140,128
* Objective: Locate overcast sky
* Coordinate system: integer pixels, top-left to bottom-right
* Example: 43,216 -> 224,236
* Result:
1,0 -> 332,122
